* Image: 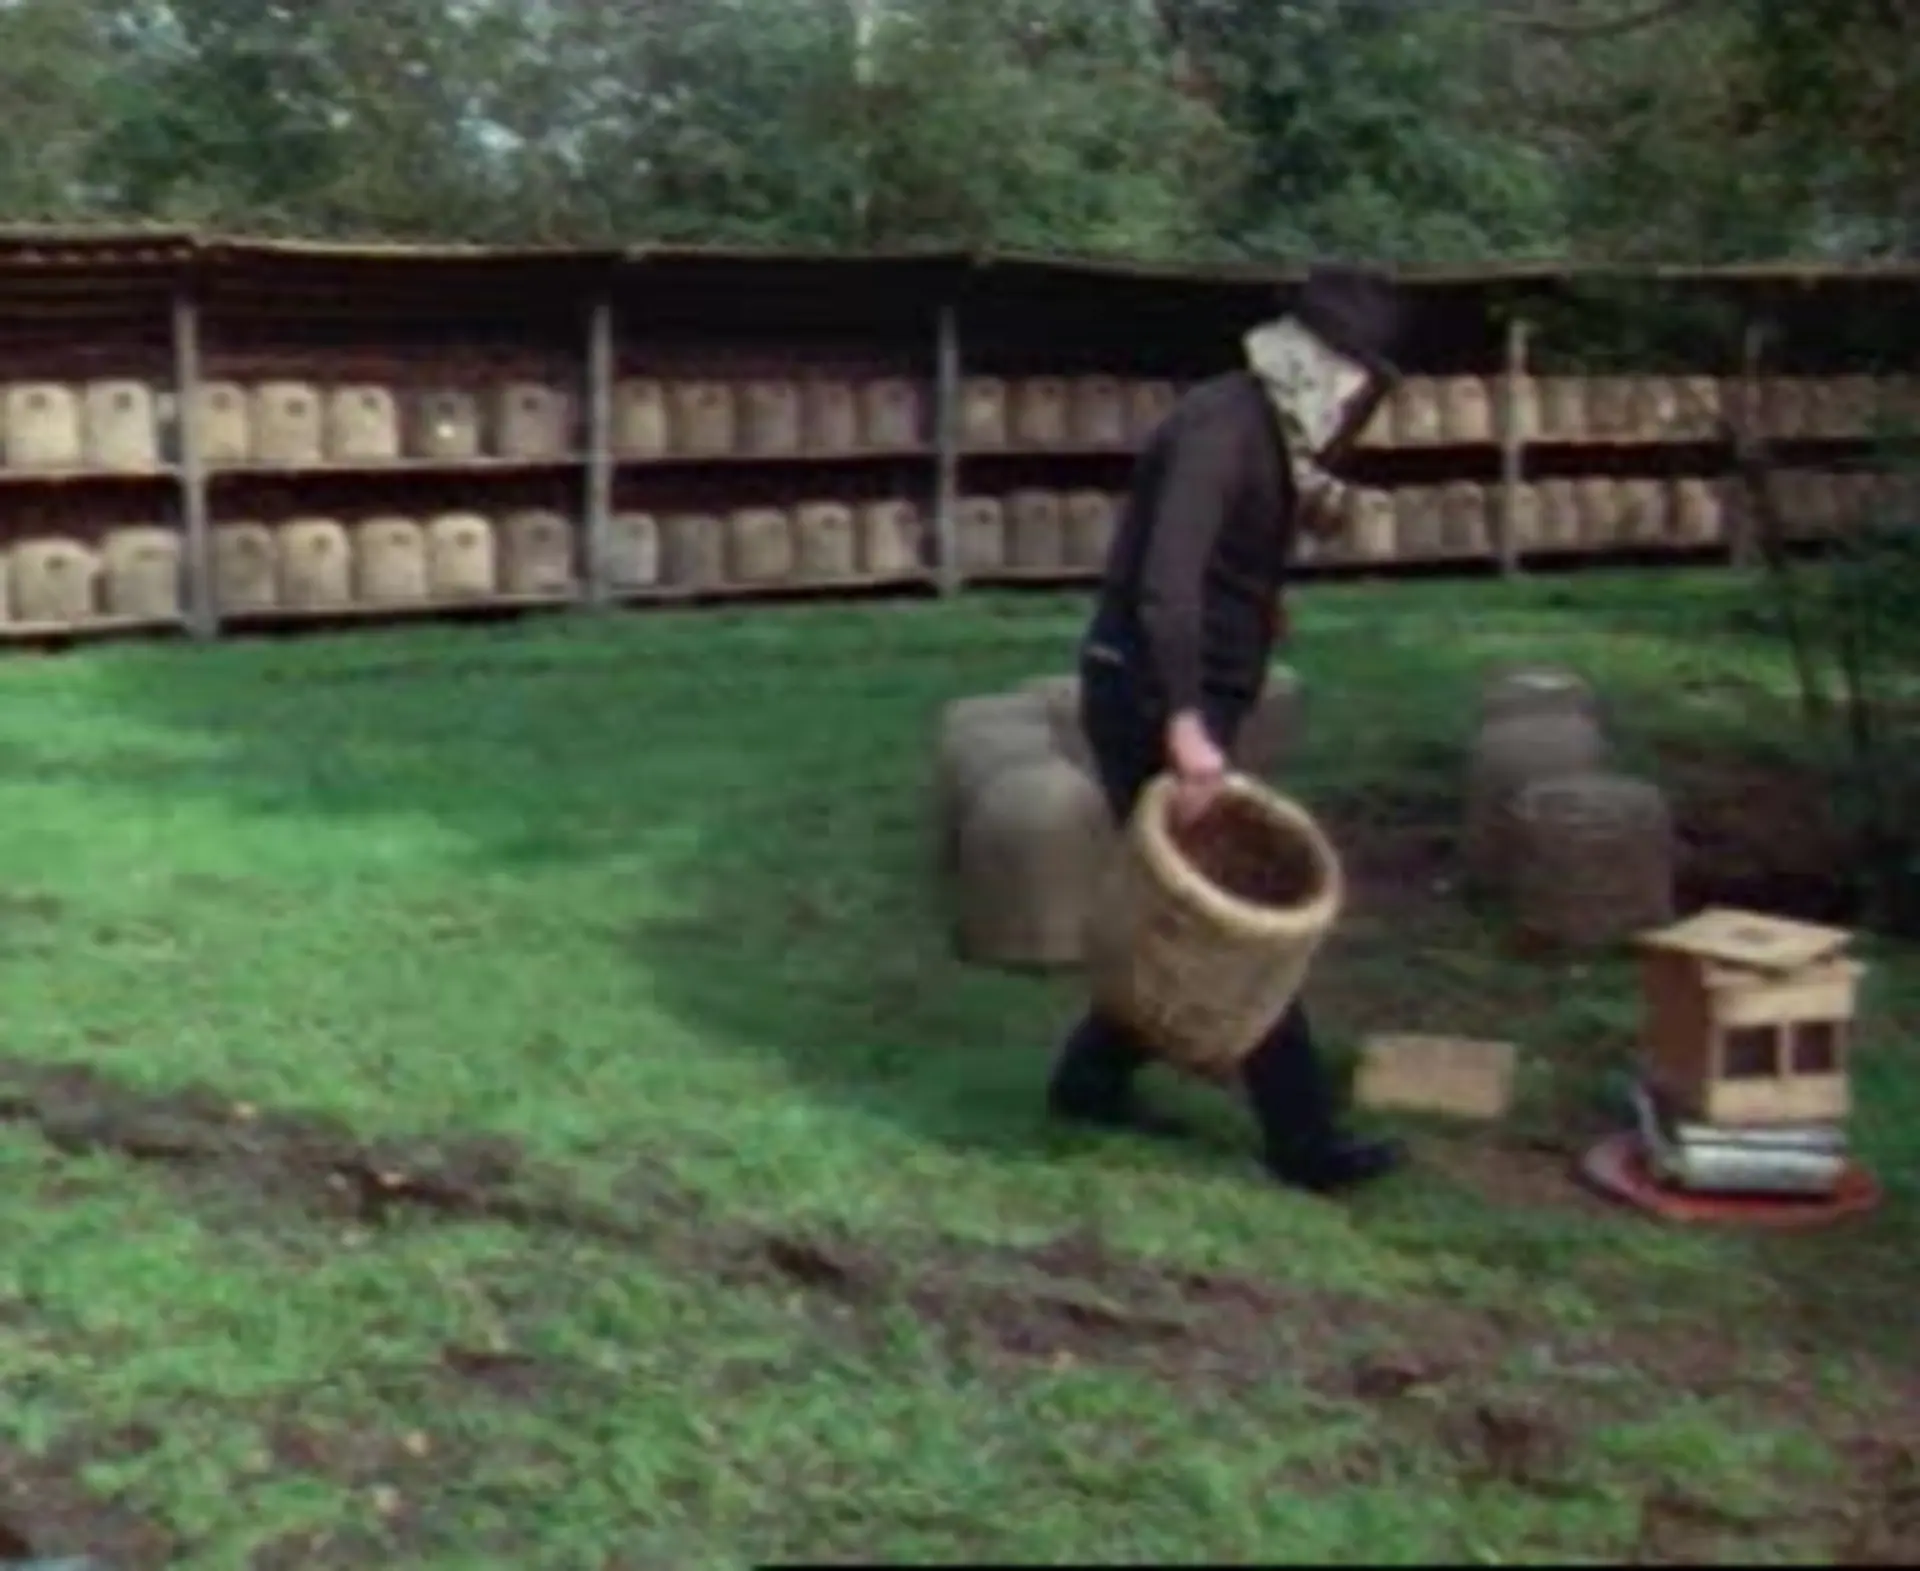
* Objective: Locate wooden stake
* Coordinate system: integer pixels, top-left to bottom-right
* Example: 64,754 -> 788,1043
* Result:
1734,316 -> 1768,568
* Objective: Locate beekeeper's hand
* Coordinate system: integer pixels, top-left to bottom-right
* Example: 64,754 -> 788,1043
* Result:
1165,710 -> 1225,823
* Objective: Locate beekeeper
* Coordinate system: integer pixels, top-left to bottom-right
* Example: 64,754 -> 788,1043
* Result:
1045,263 -> 1406,1194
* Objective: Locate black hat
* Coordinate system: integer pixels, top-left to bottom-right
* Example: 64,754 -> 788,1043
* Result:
1292,264 -> 1402,380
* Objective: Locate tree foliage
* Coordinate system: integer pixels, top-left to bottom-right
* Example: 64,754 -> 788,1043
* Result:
0,0 -> 1893,266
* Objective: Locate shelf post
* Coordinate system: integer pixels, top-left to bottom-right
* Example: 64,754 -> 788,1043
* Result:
1497,312 -> 1530,577
584,287 -> 615,605
170,280 -> 216,640
933,297 -> 962,594
1733,315 -> 1767,568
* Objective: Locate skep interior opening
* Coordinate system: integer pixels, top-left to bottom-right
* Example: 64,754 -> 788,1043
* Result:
1167,795 -> 1326,909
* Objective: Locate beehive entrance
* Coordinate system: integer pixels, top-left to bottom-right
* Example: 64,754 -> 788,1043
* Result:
1722,1025 -> 1779,1078
1794,1021 -> 1840,1074
1169,795 -> 1325,909
1719,1019 -> 1844,1079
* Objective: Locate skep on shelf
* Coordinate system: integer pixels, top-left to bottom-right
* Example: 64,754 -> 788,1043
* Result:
0,527 -> 188,637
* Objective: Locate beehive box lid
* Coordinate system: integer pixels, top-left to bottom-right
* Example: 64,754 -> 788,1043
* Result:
1636,907 -> 1853,974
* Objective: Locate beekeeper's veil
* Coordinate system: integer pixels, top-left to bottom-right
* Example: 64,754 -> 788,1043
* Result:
1243,264 -> 1403,537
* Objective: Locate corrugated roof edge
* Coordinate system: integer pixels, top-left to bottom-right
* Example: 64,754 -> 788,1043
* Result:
0,227 -> 1911,285
966,248 -> 1920,286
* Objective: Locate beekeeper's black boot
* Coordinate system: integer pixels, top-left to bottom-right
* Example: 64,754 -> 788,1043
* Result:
1244,1004 -> 1404,1194
1046,1013 -> 1190,1140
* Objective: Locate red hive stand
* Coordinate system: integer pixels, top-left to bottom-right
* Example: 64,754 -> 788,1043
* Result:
1579,1131 -> 1882,1229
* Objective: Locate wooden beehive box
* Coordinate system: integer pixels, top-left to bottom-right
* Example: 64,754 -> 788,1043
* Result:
1636,907 -> 1864,1128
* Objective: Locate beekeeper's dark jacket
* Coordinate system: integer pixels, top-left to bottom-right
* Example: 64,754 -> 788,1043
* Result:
1085,370 -> 1296,719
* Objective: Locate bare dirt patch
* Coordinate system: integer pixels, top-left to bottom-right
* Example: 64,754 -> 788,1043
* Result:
1835,1438 -> 1920,1563
1409,1132 -> 1605,1209
0,1435 -> 176,1569
243,1411 -> 498,1571
1318,781 -> 1459,912
1659,739 -> 1858,923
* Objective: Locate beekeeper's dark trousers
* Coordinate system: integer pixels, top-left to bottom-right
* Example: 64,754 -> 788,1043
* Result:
1045,641 -> 1342,1169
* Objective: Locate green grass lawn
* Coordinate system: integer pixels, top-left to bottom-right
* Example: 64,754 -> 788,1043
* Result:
0,568 -> 1913,1567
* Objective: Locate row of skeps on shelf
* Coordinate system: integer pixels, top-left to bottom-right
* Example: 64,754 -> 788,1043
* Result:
1313,470 -> 1916,563
11,468 -> 1892,627
1353,372 -> 1920,449
0,500 -> 928,625
0,371 -> 1905,474
948,470 -> 1913,573
0,376 -> 923,470
0,378 -> 576,471
0,374 -> 1167,471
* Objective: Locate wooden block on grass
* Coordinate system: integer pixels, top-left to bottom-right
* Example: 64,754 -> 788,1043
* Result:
1354,1035 -> 1518,1121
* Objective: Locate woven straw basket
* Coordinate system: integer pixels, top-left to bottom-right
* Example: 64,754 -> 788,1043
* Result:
956,498 -> 1006,573
1477,665 -> 1600,728
932,690 -> 1053,873
1462,711 -> 1609,891
1128,381 -> 1176,443
1063,491 -> 1115,569
793,501 -> 857,580
956,755 -> 1113,969
856,500 -> 920,577
859,378 -> 921,450
1510,772 -> 1674,949
960,378 -> 1007,448
604,512 -> 660,588
1006,490 -> 1064,571
1084,773 -> 1344,1080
